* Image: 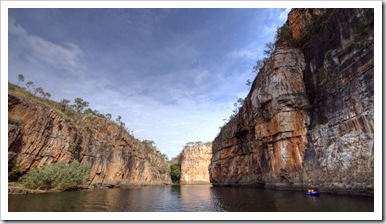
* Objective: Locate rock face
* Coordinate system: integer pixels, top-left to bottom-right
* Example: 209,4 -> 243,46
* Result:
180,144 -> 212,184
8,89 -> 172,187
299,8 -> 374,194
209,48 -> 309,188
209,8 -> 374,194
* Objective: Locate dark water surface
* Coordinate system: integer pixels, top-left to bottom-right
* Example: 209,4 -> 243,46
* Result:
8,185 -> 373,212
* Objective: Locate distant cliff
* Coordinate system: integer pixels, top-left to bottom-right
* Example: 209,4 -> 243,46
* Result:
180,143 -> 212,185
8,84 -> 172,188
209,8 -> 374,195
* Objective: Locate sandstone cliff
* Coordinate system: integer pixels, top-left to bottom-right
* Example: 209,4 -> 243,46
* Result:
180,143 -> 212,185
209,8 -> 374,195
8,85 -> 172,188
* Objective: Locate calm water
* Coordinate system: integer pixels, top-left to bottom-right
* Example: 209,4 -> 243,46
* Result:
8,185 -> 373,212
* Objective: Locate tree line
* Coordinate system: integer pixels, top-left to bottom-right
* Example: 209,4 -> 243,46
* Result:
16,74 -> 128,129
18,74 -> 51,99
13,74 -> 173,187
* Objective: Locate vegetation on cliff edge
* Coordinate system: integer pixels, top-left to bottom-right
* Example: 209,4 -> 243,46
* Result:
21,161 -> 91,191
9,80 -> 171,186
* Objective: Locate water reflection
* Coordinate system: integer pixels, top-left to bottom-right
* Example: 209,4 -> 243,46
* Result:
8,185 -> 373,212
210,187 -> 373,212
180,185 -> 223,212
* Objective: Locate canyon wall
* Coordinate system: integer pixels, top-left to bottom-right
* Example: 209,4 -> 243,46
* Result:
209,8 -> 374,194
180,144 -> 212,185
8,89 -> 172,187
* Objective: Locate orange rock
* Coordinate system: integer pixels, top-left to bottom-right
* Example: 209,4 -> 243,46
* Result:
180,144 -> 212,185
8,90 -> 172,188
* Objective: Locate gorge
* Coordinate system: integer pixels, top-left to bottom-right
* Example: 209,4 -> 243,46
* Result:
8,8 -> 374,197
208,8 -> 374,195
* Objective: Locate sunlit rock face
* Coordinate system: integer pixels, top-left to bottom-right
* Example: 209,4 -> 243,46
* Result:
209,48 -> 309,189
180,144 -> 212,185
209,8 -> 374,195
8,92 -> 172,187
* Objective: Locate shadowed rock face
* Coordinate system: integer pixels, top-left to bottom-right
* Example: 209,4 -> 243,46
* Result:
180,145 -> 212,185
299,8 -> 374,194
209,8 -> 374,194
8,92 -> 172,187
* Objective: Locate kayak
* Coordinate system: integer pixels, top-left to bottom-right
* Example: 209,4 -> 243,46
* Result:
305,191 -> 320,196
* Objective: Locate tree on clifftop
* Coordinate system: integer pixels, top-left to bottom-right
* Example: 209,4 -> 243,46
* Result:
115,115 -> 126,127
17,74 -> 24,85
73,97 -> 89,113
34,87 -> 44,96
60,99 -> 71,110
26,81 -> 34,91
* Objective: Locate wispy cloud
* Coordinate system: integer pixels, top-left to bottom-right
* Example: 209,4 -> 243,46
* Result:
8,8 -> 290,158
263,8 -> 291,36
9,17 -> 85,76
279,8 -> 291,22
228,49 -> 256,60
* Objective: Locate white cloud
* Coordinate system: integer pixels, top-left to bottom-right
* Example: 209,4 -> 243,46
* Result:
279,8 -> 291,23
7,9 -> 292,159
9,17 -> 85,76
8,17 -> 27,36
228,49 -> 256,60
263,8 -> 291,36
193,69 -> 209,85
264,23 -> 278,35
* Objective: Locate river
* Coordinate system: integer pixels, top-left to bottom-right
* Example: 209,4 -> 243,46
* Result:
8,185 -> 373,212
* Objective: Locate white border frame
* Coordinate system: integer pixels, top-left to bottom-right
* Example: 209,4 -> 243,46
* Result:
1,0 -> 382,221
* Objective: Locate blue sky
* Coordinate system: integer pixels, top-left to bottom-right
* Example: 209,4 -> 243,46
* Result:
8,8 -> 290,159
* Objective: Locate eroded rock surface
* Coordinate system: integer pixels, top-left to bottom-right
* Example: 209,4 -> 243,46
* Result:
180,144 -> 212,185
209,8 -> 374,194
209,48 -> 309,188
8,91 -> 172,188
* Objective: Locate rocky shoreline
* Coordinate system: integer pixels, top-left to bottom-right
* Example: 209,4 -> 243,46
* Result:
8,181 -> 175,195
10,181 -> 372,197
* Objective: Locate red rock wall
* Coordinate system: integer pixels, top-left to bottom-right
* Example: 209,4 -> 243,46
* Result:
209,8 -> 374,194
8,93 -> 172,187
209,48 -> 309,188
180,144 -> 212,185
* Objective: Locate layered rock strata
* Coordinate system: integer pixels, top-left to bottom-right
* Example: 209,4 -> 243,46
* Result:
209,48 -> 309,188
209,8 -> 374,194
180,144 -> 212,184
8,91 -> 172,188
299,8 -> 374,194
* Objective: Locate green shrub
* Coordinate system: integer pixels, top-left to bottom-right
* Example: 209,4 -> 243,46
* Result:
142,140 -> 156,153
276,23 -> 292,42
170,163 -> 181,184
21,161 -> 91,190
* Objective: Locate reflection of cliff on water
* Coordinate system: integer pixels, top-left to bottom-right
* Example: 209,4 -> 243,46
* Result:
9,185 -> 373,212
180,185 -> 224,212
210,187 -> 374,212
8,190 -> 89,212
84,186 -> 182,212
209,187 -> 284,212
